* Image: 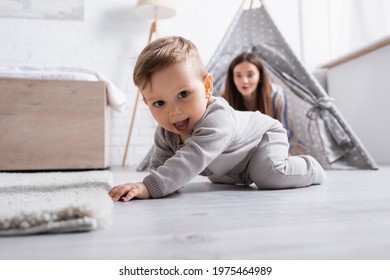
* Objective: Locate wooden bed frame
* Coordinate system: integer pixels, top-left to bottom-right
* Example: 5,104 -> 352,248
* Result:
0,78 -> 109,171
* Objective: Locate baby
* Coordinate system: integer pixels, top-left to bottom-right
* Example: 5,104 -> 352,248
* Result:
109,36 -> 326,202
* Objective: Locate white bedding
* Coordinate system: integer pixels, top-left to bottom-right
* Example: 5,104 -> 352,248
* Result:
0,66 -> 127,112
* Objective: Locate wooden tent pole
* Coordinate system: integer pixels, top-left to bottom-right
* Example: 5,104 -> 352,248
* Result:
122,19 -> 159,167
121,88 -> 141,167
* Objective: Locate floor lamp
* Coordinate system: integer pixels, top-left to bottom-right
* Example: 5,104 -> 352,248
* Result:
122,0 -> 177,167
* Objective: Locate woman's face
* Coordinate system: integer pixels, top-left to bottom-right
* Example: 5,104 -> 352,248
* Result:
232,61 -> 260,99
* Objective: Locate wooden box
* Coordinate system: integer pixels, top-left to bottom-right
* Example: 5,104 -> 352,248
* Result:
0,78 -> 109,170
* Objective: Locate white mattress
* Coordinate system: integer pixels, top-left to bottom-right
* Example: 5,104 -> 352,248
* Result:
0,66 -> 127,112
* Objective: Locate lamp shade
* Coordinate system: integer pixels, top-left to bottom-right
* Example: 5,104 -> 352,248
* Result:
135,0 -> 177,20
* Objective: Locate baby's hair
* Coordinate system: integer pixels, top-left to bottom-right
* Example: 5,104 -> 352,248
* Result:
133,36 -> 207,90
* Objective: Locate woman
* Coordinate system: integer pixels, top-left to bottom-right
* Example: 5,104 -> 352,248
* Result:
224,52 -> 289,129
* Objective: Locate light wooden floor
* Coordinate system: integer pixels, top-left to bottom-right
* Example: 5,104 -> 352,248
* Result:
1,166 -> 390,260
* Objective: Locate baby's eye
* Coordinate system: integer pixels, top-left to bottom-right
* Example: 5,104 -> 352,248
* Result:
153,100 -> 165,107
178,91 -> 189,99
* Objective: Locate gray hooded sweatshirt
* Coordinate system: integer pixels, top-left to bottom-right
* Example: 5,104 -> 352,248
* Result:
143,97 -> 281,198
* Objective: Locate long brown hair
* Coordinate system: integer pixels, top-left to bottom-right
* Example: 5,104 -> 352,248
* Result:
224,52 -> 273,116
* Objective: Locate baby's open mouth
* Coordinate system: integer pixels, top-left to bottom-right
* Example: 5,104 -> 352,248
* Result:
173,118 -> 189,132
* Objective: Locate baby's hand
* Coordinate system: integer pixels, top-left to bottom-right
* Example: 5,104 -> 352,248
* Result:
109,182 -> 150,202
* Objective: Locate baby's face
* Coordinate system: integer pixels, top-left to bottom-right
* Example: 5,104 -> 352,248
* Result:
142,61 -> 212,142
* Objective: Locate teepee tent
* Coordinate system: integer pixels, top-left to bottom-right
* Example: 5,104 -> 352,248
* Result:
206,1 -> 377,170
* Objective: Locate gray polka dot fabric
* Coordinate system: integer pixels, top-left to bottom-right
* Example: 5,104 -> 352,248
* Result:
207,6 -> 377,170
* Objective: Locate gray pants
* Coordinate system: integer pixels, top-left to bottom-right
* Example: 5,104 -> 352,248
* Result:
209,127 -> 326,189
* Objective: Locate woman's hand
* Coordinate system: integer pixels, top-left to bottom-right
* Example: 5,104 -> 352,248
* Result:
109,182 -> 150,202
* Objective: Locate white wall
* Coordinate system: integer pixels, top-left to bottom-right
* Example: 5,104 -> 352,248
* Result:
299,0 -> 390,70
327,44 -> 390,164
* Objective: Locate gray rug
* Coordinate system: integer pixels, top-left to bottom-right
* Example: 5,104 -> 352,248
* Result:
0,170 -> 113,236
